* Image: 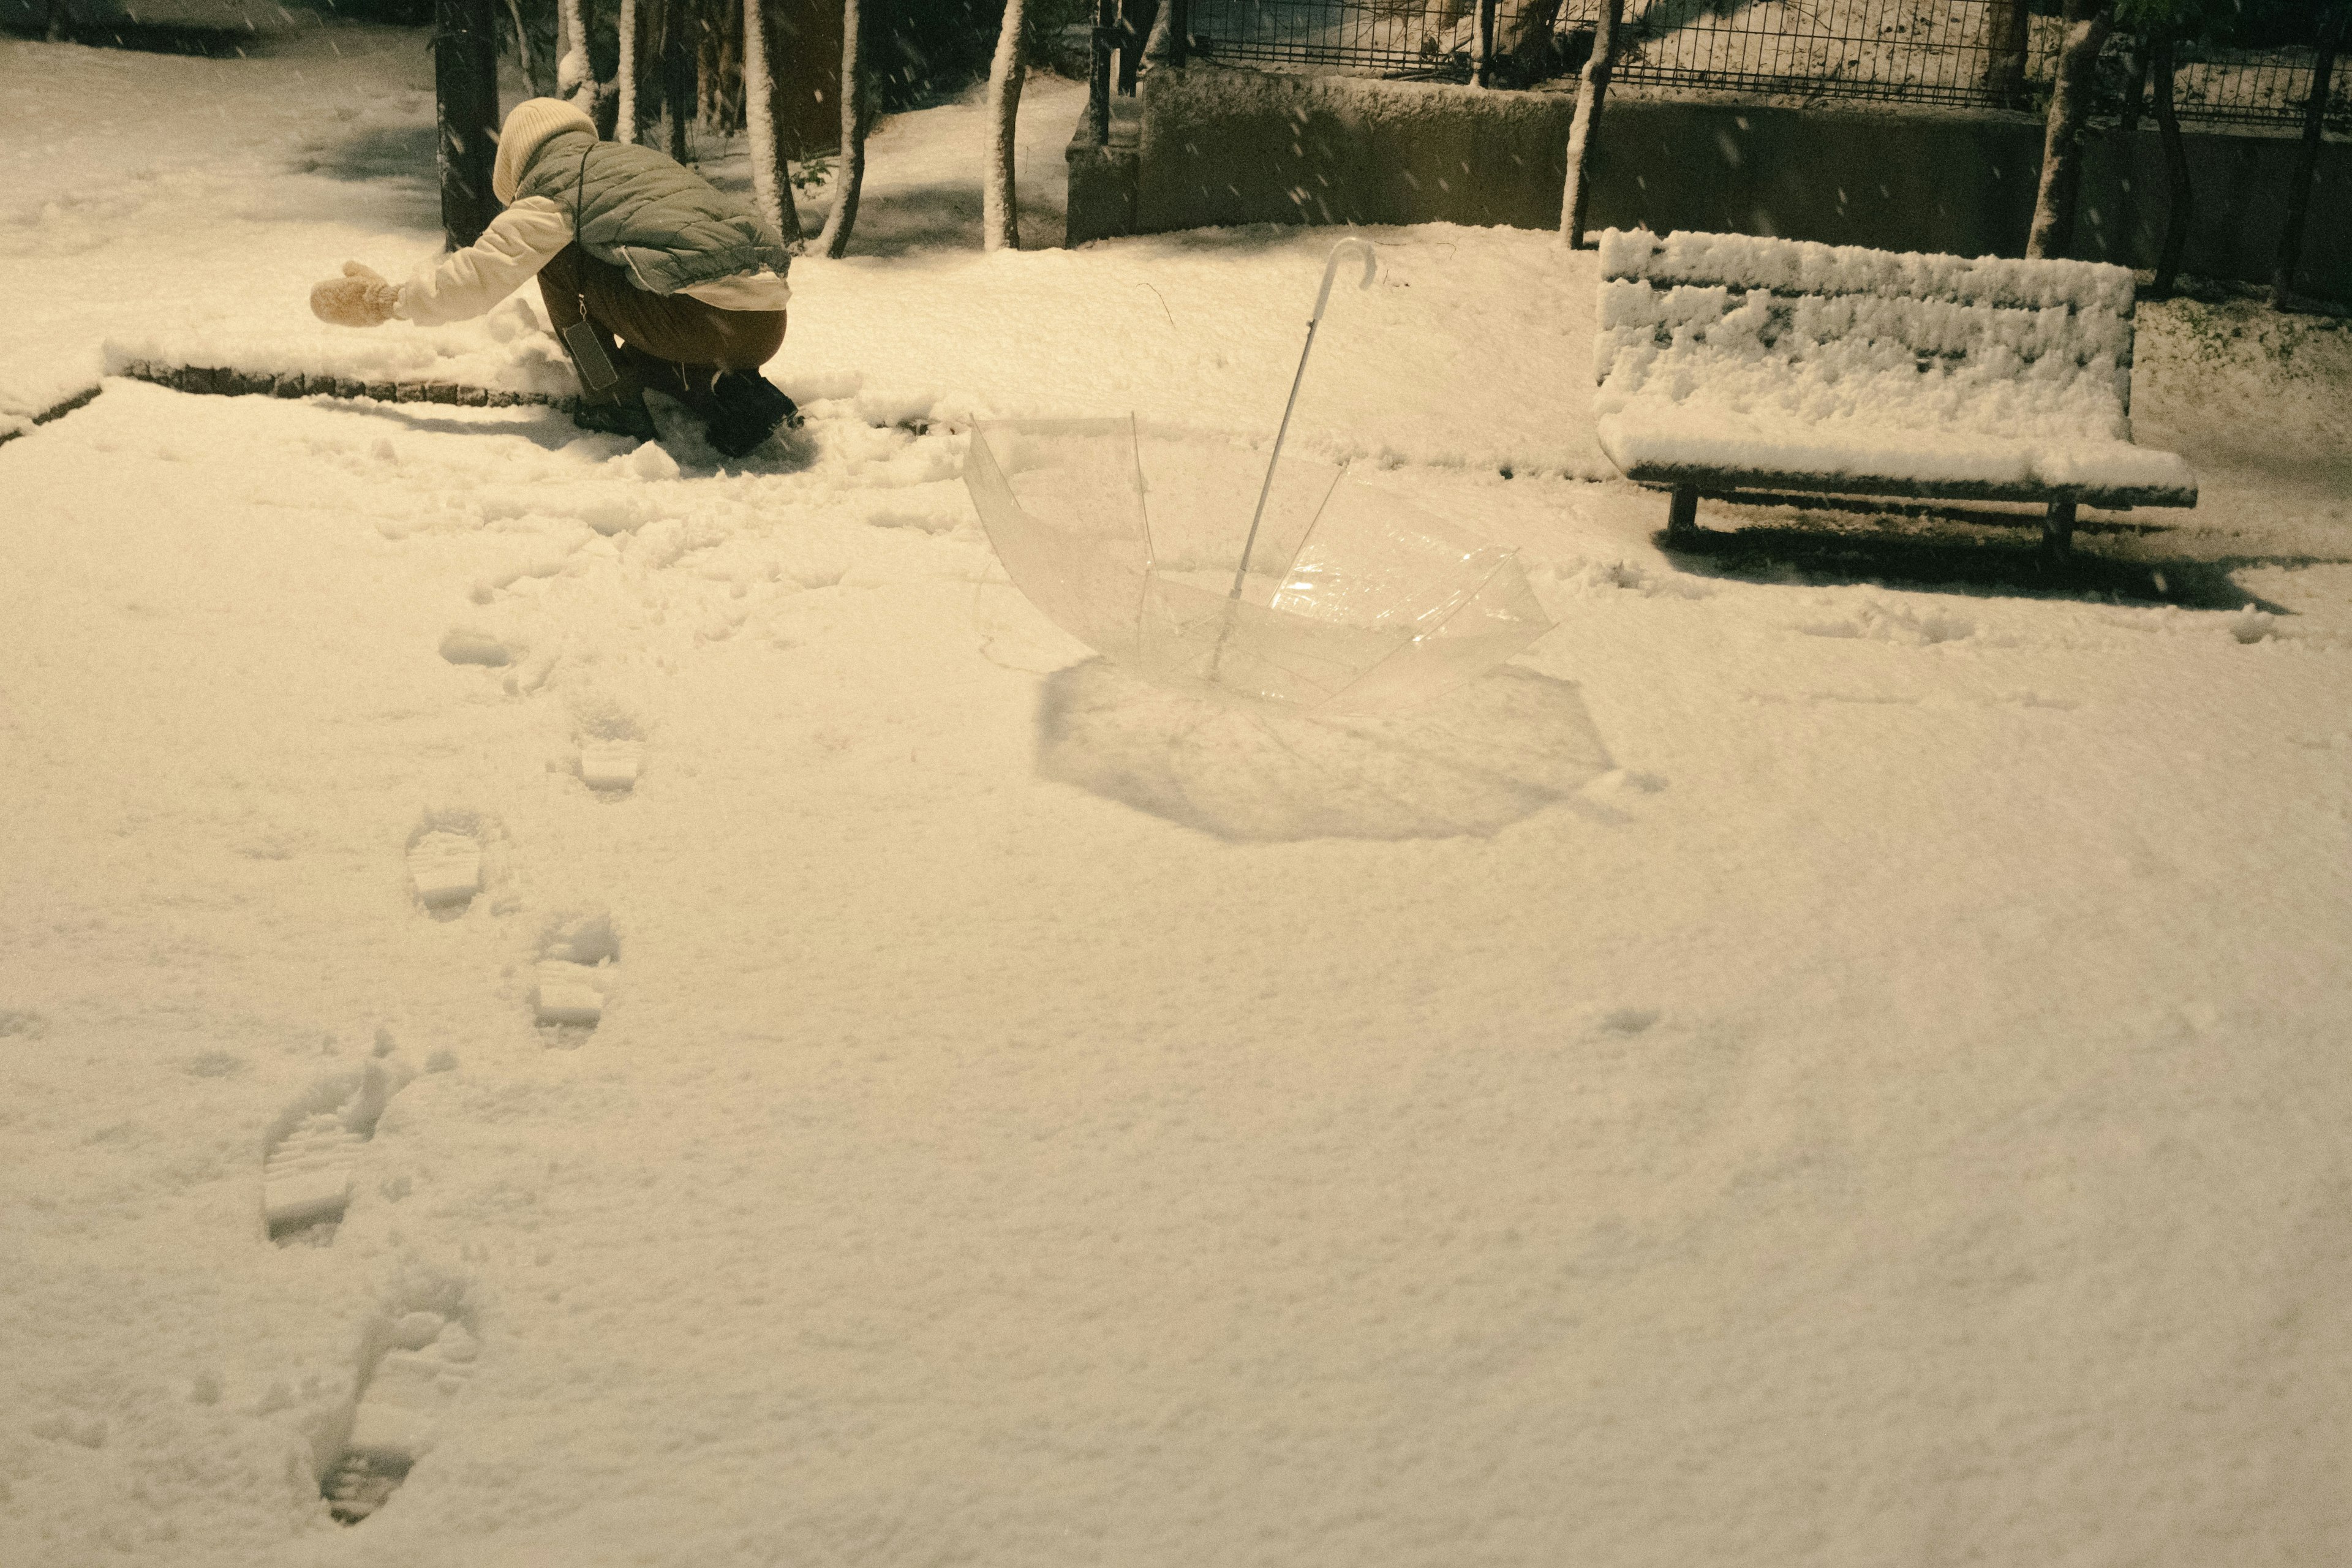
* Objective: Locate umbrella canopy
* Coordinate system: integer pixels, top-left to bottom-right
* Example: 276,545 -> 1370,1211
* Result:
960,244 -> 1554,716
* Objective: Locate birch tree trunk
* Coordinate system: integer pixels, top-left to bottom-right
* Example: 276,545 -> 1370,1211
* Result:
616,0 -> 639,142
984,0 -> 1029,252
1559,0 -> 1623,247
2026,0 -> 2113,259
558,0 -> 593,103
744,0 -> 804,246
818,0 -> 872,258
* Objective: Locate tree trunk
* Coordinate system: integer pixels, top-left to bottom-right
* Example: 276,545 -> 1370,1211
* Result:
743,0 -> 804,245
984,0 -> 1028,252
1559,0 -> 1623,248
558,0 -> 593,103
2120,35 -> 2147,131
616,0 -> 639,143
1983,0 -> 2029,108
661,0 -> 695,160
1118,0 -> 1156,94
1496,0 -> 1561,86
502,0 -> 535,92
434,0 -> 503,250
2150,30 -> 2190,298
2026,0 -> 2113,260
818,0 -> 871,257
2274,15 -> 2345,306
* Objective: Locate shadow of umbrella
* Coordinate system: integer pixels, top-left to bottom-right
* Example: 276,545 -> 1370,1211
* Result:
1037,660 -> 1615,843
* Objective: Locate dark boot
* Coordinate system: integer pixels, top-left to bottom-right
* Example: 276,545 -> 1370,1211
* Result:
571,390 -> 658,440
706,370 -> 800,458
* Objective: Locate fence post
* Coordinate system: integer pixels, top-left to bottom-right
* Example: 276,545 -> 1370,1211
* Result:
1475,0 -> 1498,87
1560,0 -> 1624,247
2275,15 -> 2345,307
1169,0 -> 1188,67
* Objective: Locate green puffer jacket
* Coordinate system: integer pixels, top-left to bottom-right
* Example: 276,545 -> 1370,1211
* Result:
513,127 -> 795,298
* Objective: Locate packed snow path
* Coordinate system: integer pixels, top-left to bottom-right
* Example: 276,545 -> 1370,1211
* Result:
4,23 -> 2351,1568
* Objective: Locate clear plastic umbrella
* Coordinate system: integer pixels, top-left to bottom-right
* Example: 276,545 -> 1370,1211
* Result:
962,241 -> 1555,716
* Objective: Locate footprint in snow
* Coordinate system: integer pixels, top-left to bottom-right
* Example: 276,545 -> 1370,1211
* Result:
533,910 -> 618,1046
262,1042 -> 412,1247
320,1273 -> 479,1525
407,814 -> 488,919
580,738 -> 643,793
570,701 -> 644,796
437,627 -> 519,668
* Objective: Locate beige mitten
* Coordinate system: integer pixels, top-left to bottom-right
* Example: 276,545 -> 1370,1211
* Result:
309,261 -> 401,328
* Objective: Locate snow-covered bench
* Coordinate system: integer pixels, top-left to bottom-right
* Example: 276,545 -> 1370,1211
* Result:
1591,229 -> 2197,560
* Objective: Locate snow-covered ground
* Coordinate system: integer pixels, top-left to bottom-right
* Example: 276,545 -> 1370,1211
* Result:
5,21 -> 2351,1568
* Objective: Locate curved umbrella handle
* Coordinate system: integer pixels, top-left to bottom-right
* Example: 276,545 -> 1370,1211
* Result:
1310,238 -> 1379,326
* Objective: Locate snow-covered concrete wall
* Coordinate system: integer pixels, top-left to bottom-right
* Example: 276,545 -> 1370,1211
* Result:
1080,66 -> 2351,302
1133,67 -> 1578,234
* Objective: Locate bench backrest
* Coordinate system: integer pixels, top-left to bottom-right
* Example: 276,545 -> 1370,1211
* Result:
1594,229 -> 2141,420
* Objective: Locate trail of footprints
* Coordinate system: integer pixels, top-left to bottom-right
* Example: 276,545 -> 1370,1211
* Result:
262,769 -> 635,1523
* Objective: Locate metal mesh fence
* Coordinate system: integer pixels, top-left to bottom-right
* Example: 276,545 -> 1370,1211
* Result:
1178,0 -> 2350,129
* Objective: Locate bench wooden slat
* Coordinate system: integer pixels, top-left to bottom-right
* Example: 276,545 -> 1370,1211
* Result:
1618,461 -> 2198,513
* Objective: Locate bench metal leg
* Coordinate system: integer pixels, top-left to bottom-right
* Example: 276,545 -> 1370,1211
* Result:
1666,484 -> 1700,541
2041,497 -> 2076,565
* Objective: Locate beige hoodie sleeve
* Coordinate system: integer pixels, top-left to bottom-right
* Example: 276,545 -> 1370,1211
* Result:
394,197 -> 575,328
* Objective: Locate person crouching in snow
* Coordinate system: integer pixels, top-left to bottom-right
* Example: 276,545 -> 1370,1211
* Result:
309,97 -> 797,456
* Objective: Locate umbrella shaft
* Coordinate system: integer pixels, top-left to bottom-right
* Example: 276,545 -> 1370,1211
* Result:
1231,317 -> 1322,601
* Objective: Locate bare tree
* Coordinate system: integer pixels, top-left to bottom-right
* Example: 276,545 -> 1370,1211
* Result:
436,0 -> 503,249
1494,0 -> 1561,86
817,0 -> 873,258
616,0 -> 641,143
984,0 -> 1028,252
2026,0 -> 2114,258
656,0 -> 695,160
743,0 -> 805,245
559,0 -> 595,104
2275,9 -> 2346,306
2147,26 -> 2190,295
1559,0 -> 1623,248
1983,0 -> 2030,107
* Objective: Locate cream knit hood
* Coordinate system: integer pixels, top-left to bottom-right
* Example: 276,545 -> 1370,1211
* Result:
492,97 -> 597,205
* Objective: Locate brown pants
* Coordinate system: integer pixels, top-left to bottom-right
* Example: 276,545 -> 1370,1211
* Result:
537,244 -> 786,412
